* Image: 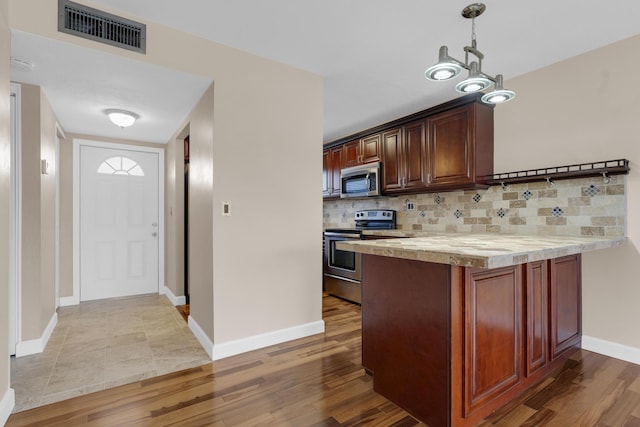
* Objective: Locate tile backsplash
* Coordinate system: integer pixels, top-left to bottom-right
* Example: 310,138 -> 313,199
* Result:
323,175 -> 626,237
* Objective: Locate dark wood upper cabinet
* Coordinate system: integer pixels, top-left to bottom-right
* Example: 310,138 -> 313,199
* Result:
427,103 -> 494,190
361,134 -> 381,164
323,94 -> 493,197
380,127 -> 404,192
403,121 -> 429,191
381,122 -> 428,194
322,150 -> 331,197
343,135 -> 381,168
322,146 -> 344,199
342,139 -> 361,168
428,106 -> 472,188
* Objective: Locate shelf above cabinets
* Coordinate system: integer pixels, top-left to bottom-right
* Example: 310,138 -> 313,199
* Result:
487,159 -> 630,187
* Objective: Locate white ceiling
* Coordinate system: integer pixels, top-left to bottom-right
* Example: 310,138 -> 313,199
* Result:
11,1 -> 640,144
10,31 -> 212,144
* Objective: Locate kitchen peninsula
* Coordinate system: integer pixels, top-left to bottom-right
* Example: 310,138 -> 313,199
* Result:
337,233 -> 626,427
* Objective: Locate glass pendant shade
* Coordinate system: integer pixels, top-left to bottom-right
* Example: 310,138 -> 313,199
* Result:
425,46 -> 463,81
455,62 -> 492,93
481,74 -> 516,103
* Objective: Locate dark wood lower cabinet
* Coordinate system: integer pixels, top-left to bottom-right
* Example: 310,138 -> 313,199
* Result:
361,254 -> 582,427
463,266 -> 523,416
550,255 -> 582,359
526,260 -> 549,376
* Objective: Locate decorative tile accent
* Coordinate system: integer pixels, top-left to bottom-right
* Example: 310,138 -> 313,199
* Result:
497,208 -> 507,218
584,184 -> 600,197
323,176 -> 625,238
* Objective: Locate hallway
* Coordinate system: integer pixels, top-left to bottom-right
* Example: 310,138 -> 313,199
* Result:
10,294 -> 210,412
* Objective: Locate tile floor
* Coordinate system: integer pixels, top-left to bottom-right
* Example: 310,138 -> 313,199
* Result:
10,293 -> 211,413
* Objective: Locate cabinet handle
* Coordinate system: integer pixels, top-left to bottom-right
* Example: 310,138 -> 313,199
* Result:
401,177 -> 406,188
427,173 -> 432,183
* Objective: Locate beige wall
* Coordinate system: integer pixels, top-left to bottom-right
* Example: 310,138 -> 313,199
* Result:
39,89 -> 57,333
495,34 -> 640,349
10,0 -> 323,349
17,84 -> 60,340
186,86 -> 214,339
164,127 -> 186,300
0,0 -> 12,415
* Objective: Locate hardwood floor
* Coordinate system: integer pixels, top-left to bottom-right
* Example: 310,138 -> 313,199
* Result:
7,295 -> 640,426
176,304 -> 190,322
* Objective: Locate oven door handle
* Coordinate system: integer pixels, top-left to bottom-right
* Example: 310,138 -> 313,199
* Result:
324,232 -> 362,239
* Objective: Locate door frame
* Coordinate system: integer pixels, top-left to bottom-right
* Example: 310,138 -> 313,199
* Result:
54,123 -> 65,309
9,82 -> 22,355
73,139 -> 165,304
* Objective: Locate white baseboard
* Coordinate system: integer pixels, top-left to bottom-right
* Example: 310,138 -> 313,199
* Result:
582,335 -> 640,365
59,295 -> 79,307
163,286 -> 186,306
0,388 -> 15,426
211,320 -> 326,361
188,315 -> 213,359
15,312 -> 58,357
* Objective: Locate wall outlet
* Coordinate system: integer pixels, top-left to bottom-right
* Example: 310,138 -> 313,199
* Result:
406,201 -> 415,211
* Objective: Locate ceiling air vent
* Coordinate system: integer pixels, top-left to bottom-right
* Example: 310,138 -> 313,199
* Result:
58,0 -> 146,54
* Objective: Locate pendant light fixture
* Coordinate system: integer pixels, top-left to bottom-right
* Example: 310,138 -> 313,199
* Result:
424,3 -> 515,104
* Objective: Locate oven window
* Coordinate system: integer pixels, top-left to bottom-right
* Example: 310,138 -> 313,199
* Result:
329,240 -> 356,271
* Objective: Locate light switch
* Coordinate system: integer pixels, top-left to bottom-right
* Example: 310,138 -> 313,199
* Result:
222,201 -> 231,216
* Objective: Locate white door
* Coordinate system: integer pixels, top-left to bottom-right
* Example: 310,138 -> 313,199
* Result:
80,145 -> 159,301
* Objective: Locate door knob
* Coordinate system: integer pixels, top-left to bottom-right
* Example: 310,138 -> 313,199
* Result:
152,231 -> 158,237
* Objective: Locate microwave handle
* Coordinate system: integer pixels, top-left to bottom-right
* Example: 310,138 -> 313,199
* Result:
365,172 -> 370,190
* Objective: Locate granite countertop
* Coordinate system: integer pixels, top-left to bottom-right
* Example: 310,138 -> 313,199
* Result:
336,233 -> 627,269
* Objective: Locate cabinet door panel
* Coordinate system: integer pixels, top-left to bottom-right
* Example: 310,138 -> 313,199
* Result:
464,266 -> 522,416
550,254 -> 582,359
403,120 -> 428,191
381,128 -> 403,192
361,134 -> 381,164
329,147 -> 343,197
428,106 -> 473,187
322,150 -> 331,197
526,261 -> 549,376
343,140 -> 360,168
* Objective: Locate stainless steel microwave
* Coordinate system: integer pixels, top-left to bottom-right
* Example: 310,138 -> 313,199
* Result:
340,162 -> 381,198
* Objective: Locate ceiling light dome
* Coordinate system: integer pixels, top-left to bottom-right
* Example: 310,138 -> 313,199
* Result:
105,108 -> 139,128
425,46 -> 463,81
455,62 -> 492,93
481,75 -> 516,104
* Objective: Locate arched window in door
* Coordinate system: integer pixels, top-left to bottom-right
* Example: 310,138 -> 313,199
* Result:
97,156 -> 144,176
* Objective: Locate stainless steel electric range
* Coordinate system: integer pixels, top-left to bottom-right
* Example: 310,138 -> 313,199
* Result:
323,209 -> 396,304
